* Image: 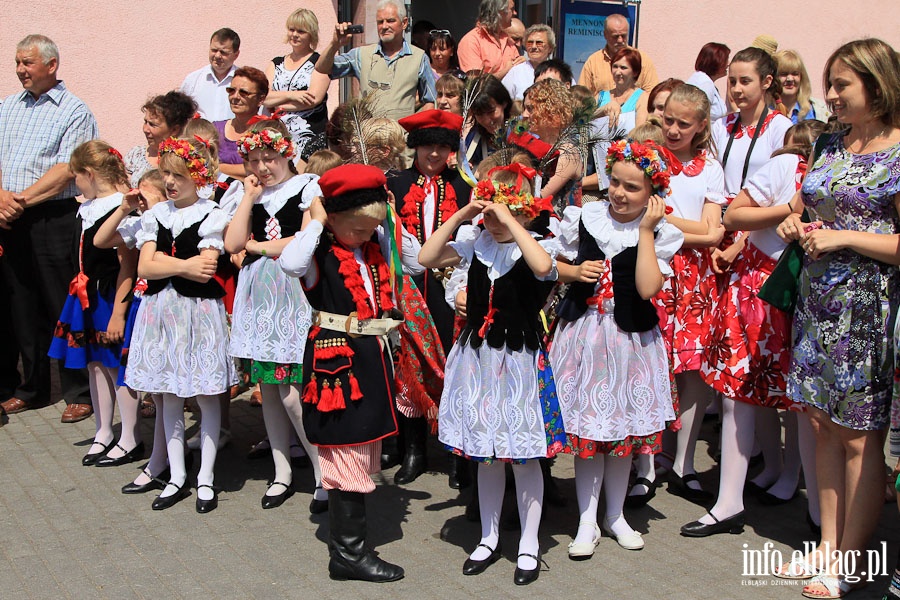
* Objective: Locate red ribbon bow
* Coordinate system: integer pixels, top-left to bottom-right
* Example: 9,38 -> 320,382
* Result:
247,109 -> 285,126
107,147 -> 123,162
193,134 -> 210,148
486,163 -> 537,194
69,272 -> 90,310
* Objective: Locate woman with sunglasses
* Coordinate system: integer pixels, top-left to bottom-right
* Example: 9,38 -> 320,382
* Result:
264,8 -> 328,163
427,30 -> 463,81
215,67 -> 269,180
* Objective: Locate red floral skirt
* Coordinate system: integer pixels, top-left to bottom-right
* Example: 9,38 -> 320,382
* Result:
654,248 -> 718,373
700,241 -> 797,410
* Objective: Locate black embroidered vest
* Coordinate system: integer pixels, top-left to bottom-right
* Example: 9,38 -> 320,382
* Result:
144,216 -> 225,299
557,219 -> 659,333
460,241 -> 555,352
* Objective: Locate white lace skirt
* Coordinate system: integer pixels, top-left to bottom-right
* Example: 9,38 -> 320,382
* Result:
438,342 -> 548,460
125,284 -> 237,397
228,257 -> 312,363
550,308 -> 675,442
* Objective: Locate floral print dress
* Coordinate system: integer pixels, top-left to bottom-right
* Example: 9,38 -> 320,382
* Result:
789,131 -> 900,430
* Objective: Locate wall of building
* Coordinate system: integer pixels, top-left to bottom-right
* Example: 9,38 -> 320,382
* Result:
0,1 -> 338,153
636,0 -> 900,99
1,0 -> 899,156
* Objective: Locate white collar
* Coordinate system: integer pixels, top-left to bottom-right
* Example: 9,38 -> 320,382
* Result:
153,197 -> 217,236
78,193 -> 123,229
258,174 -> 318,215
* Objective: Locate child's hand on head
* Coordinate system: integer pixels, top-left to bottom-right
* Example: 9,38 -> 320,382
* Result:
575,259 -> 605,283
639,195 -> 667,231
244,174 -> 264,199
309,196 -> 327,225
460,199 -> 490,220
482,202 -> 514,225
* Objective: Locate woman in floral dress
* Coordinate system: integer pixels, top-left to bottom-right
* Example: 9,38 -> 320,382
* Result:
776,38 -> 900,597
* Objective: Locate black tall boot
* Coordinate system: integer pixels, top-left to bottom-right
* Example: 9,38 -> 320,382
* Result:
448,453 -> 473,489
327,490 -> 404,582
394,414 -> 428,485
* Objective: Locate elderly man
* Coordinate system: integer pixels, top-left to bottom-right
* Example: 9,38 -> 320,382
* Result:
181,28 -> 241,122
457,0 -> 524,79
313,0 -> 435,120
0,35 -> 97,422
577,14 -> 658,94
501,24 -> 557,101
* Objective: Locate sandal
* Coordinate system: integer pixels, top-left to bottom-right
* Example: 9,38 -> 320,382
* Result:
774,556 -> 822,580
801,574 -> 856,599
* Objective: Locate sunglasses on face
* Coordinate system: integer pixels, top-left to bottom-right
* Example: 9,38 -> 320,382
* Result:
226,87 -> 259,98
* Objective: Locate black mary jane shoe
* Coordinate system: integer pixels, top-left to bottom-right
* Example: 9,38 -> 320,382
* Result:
82,439 -> 115,466
308,486 -> 328,515
196,484 -> 218,514
151,482 -> 190,511
668,472 -> 714,504
680,510 -> 745,537
96,442 -> 146,467
758,487 -> 799,506
462,543 -> 502,576
624,477 -> 657,508
122,467 -> 170,494
261,481 -> 293,510
513,551 -> 542,586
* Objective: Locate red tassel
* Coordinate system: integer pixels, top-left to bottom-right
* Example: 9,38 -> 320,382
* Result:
303,374 -> 317,404
348,371 -> 363,401
332,379 -> 347,410
318,380 -> 335,412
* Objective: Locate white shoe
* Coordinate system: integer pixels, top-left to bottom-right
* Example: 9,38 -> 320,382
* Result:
186,428 -> 231,451
602,516 -> 644,550
567,523 -> 602,559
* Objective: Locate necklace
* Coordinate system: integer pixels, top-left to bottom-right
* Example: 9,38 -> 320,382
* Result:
853,125 -> 891,153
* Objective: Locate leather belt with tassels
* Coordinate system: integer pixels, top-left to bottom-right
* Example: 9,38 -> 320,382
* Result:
313,310 -> 403,338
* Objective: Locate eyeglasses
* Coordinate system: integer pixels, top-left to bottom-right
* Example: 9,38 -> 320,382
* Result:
226,87 -> 260,98
526,40 -> 547,47
429,29 -> 451,37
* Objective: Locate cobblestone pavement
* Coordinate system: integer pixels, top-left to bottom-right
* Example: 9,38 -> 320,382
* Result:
0,396 -> 896,600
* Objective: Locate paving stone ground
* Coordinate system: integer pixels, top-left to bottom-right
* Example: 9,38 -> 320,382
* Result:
0,392 -> 897,600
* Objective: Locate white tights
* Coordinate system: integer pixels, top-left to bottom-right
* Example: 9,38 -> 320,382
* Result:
159,393 -> 220,501
260,383 -> 323,498
698,397 -> 754,524
86,363 -> 140,457
574,455 -> 639,543
469,461 -> 544,570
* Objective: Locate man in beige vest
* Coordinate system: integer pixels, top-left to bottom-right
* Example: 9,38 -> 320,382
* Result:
314,0 -> 435,121
577,13 -> 658,95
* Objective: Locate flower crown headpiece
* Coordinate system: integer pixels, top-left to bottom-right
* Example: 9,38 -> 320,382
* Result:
237,127 -> 296,160
158,137 -> 215,187
605,138 -> 671,198
474,163 -> 552,219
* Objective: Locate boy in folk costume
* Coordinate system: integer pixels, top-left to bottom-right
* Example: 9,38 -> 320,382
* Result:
279,164 -> 423,582
386,109 -> 472,485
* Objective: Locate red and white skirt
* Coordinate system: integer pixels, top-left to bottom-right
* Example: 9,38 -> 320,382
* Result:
700,241 -> 797,410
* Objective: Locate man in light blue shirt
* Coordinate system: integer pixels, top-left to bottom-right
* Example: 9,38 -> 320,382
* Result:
0,34 -> 97,421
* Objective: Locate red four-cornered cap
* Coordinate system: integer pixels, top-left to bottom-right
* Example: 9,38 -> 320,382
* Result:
398,109 -> 463,133
318,164 -> 387,198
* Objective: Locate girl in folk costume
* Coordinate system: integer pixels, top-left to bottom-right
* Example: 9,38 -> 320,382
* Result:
386,108 -> 471,486
419,163 -> 566,586
550,140 -> 683,556
49,141 -> 141,467
710,47 -> 792,268
687,121 -> 826,539
225,121 -> 326,512
279,164 -> 423,583
93,171 -> 175,492
629,84 -> 727,507
125,137 -> 237,513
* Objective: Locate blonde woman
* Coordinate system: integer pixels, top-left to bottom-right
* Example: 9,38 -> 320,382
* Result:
773,49 -> 830,124
264,8 -> 328,161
